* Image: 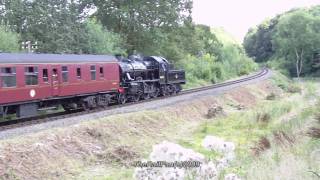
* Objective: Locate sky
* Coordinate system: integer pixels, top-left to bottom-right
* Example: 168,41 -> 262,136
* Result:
192,0 -> 320,42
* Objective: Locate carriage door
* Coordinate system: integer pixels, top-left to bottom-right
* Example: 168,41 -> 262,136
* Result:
51,67 -> 60,96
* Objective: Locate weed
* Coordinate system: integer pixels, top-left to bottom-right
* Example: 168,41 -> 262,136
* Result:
287,84 -> 302,94
315,113 -> 320,124
307,127 -> 320,139
85,127 -> 103,138
271,71 -> 291,90
266,93 -> 277,100
104,146 -> 139,166
273,131 -> 295,147
252,137 -> 271,156
206,104 -> 224,119
256,112 -> 271,124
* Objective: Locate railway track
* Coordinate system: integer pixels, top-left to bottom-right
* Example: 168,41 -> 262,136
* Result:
0,68 -> 269,131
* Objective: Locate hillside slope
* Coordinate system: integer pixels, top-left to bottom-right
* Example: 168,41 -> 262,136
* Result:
0,73 -> 319,179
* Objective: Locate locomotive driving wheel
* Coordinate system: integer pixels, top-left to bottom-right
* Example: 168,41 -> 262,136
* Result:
118,94 -> 127,104
170,85 -> 177,95
143,93 -> 150,100
132,94 -> 141,102
81,102 -> 89,110
160,86 -> 168,96
150,89 -> 160,98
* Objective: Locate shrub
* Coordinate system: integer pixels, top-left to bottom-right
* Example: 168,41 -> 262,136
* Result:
251,137 -> 271,156
181,53 -> 257,88
287,84 -> 302,94
256,112 -> 271,124
266,93 -> 277,100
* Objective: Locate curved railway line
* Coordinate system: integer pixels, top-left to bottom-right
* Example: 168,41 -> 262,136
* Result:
0,68 -> 269,132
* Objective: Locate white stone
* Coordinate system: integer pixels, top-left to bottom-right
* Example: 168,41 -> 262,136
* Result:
134,141 -> 217,180
195,161 -> 218,180
202,136 -> 235,154
225,173 -> 241,180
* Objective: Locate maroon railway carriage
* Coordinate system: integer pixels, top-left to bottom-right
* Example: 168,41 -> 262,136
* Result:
0,53 -> 120,118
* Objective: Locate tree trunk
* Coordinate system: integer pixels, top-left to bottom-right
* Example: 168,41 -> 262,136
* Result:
294,48 -> 304,79
299,49 -> 304,76
295,48 -> 300,79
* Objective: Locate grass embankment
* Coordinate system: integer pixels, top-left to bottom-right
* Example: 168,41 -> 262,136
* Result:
180,72 -> 320,179
0,72 -> 319,179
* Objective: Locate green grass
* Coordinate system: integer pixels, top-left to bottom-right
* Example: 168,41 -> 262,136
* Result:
270,71 -> 292,90
178,83 -> 319,178
303,81 -> 318,99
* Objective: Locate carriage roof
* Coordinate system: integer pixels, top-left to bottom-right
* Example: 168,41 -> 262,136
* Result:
0,53 -> 117,64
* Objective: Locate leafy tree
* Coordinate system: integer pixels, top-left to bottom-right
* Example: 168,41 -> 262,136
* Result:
0,26 -> 20,52
0,0 -> 90,53
0,0 -> 26,34
273,10 -> 320,77
243,18 -> 278,62
84,20 -> 125,54
213,28 -> 258,75
92,0 -> 193,54
244,5 -> 320,77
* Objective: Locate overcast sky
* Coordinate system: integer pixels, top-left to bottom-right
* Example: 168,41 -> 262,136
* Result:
192,0 -> 320,42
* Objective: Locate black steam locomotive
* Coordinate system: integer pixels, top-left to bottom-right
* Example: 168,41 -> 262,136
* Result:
116,55 -> 186,104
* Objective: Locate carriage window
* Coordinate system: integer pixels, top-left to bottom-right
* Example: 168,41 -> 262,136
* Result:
76,67 -> 81,79
52,69 -> 58,81
90,65 -> 96,80
25,66 -> 38,85
1,67 -> 16,87
42,69 -> 48,82
99,67 -> 104,78
62,66 -> 68,82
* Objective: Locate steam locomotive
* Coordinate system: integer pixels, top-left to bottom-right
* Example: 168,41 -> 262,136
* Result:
117,55 -> 186,103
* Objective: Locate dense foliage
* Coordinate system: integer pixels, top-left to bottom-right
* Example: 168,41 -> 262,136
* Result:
183,28 -> 258,88
0,26 -> 20,52
0,0 -> 257,86
243,5 -> 320,77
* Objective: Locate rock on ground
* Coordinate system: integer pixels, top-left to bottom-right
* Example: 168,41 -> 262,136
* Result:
133,141 -> 218,180
134,139 -> 241,180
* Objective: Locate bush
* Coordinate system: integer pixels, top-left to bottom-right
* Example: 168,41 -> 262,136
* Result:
266,93 -> 277,100
271,71 -> 291,90
256,112 -> 271,124
181,52 -> 257,88
287,84 -> 302,94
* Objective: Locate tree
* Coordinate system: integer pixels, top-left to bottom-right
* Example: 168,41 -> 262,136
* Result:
92,0 -> 193,54
84,19 -> 124,54
243,17 -> 278,62
244,5 -> 320,77
0,0 -> 92,53
0,26 -> 20,52
273,10 -> 320,78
